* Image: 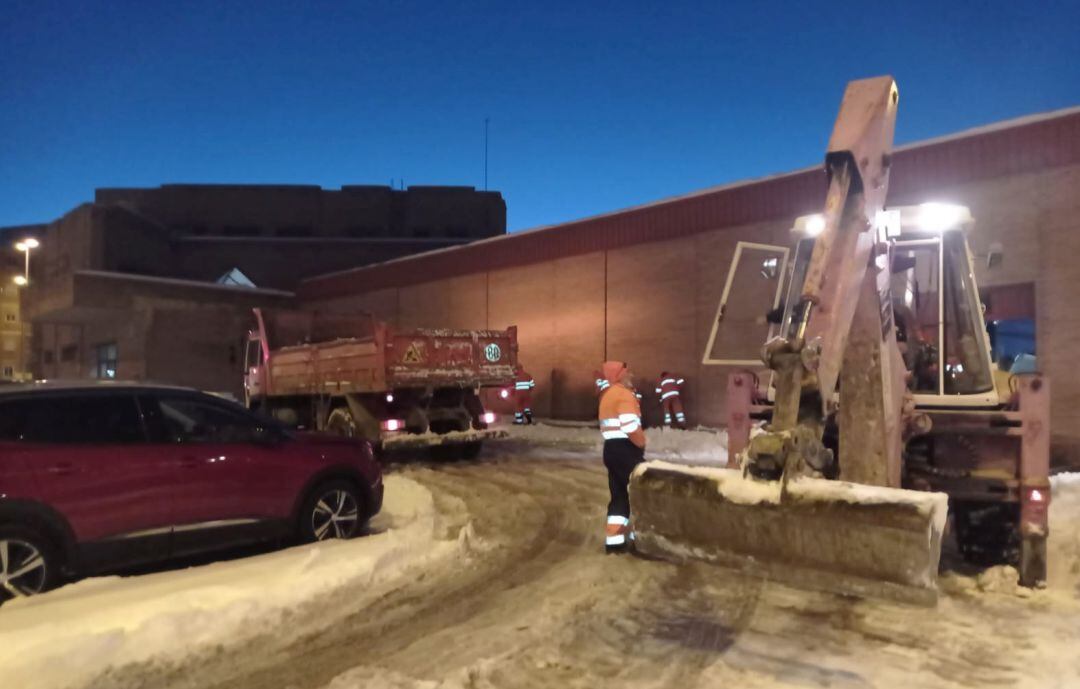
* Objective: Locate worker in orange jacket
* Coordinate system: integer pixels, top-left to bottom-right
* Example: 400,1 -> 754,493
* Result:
513,365 -> 535,424
598,360 -> 646,553
655,372 -> 687,429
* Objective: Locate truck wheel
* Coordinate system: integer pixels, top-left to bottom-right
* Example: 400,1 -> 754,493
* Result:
326,408 -> 359,438
0,526 -> 61,603
298,480 -> 365,542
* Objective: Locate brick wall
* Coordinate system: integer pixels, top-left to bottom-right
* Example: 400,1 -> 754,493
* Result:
310,163 -> 1080,462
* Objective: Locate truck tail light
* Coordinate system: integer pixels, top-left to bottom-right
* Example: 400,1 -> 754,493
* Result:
385,393 -> 394,403
500,389 -> 510,399
381,419 -> 405,432
482,412 -> 496,424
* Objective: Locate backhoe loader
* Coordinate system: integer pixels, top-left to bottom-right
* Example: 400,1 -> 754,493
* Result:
629,76 -> 1050,604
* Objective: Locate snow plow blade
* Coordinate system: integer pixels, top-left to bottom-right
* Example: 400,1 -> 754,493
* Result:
629,462 -> 949,605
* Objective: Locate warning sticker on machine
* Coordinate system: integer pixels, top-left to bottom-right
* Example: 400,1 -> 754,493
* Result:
402,342 -> 425,364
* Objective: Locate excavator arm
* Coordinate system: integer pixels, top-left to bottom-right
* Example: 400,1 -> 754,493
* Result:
746,76 -> 908,488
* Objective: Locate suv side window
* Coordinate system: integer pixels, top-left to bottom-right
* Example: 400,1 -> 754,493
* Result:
2,394 -> 145,444
144,394 -> 266,444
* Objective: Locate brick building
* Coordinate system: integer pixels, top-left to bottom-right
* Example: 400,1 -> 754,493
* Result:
13,183 -> 505,396
298,107 -> 1080,465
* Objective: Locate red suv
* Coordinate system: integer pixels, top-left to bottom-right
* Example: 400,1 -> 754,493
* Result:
0,382 -> 383,600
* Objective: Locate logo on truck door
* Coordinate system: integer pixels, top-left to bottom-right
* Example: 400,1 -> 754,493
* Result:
484,343 -> 502,362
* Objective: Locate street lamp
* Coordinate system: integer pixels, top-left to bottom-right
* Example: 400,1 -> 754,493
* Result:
14,237 -> 39,285
13,275 -> 27,286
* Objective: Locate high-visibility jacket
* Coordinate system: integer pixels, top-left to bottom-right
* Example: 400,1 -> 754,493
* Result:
598,385 -> 646,449
594,372 -> 610,395
514,370 -> 535,393
655,374 -> 685,401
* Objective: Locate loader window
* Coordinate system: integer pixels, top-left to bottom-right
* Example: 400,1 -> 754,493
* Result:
891,242 -> 940,394
942,232 -> 994,395
703,242 -> 789,365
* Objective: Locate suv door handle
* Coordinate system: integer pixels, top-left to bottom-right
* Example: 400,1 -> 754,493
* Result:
47,462 -> 75,476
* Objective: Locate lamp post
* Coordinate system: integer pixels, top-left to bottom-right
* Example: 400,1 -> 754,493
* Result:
12,238 -> 39,382
14,237 -> 39,285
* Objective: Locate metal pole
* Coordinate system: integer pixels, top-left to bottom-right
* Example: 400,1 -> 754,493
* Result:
484,117 -> 489,191
24,249 -> 29,283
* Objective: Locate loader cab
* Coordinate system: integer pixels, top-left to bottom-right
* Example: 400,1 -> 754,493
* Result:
782,203 -> 998,409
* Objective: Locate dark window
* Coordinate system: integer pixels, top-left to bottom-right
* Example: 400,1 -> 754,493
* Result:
43,350 -> 54,364
4,313 -> 15,322
276,226 -> 313,238
2,366 -> 12,378
0,394 -> 144,444
221,226 -> 262,237
93,343 -> 118,379
143,394 -> 265,444
60,344 -> 78,362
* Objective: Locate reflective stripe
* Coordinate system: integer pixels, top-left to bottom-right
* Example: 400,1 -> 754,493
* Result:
676,412 -> 686,420
660,378 -> 676,386
661,390 -> 679,400
515,384 -> 531,390
622,422 -> 640,433
664,414 -> 672,422
618,413 -> 639,423
601,418 -> 621,428
606,533 -> 627,546
607,515 -> 630,526
602,430 -> 629,440
677,379 -> 685,384
654,387 -> 662,394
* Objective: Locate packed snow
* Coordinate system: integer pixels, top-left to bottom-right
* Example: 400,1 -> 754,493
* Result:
2,439 -> 1078,689
0,476 -> 470,689
494,420 -> 730,465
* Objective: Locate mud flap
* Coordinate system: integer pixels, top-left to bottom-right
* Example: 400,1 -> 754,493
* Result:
629,461 -> 948,605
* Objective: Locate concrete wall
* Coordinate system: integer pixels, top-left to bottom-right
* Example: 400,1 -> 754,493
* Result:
309,163 -> 1080,462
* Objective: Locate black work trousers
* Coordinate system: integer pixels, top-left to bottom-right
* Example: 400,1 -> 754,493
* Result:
603,439 -> 645,519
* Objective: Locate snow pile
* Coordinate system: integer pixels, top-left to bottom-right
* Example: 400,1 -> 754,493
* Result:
323,662 -> 498,689
1049,471 -> 1080,593
495,421 -> 729,465
0,476 -> 468,689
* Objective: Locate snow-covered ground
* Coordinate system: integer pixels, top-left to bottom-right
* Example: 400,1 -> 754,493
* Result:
0,476 -> 471,689
3,433 -> 1078,689
492,420 -> 730,466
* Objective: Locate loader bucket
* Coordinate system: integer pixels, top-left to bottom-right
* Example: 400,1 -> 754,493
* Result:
629,461 -> 948,605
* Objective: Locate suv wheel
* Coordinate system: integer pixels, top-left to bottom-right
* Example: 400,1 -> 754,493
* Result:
0,527 -> 59,602
300,481 -> 364,542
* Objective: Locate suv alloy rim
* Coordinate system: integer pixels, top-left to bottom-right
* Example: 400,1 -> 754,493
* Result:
0,539 -> 47,598
311,489 -> 360,540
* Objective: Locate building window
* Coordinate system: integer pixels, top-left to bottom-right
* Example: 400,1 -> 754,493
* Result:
93,343 -> 118,379
4,313 -> 15,322
221,225 -> 263,237
276,226 -> 314,238
60,344 -> 78,362
2,366 -> 12,378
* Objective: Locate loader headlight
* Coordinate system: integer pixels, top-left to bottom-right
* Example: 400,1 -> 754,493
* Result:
804,214 -> 826,237
917,203 -> 967,232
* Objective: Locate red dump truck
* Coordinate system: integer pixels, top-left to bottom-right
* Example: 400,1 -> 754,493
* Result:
244,308 -> 517,458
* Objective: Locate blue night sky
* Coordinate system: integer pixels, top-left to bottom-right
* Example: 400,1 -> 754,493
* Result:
2,0 -> 1078,231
